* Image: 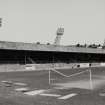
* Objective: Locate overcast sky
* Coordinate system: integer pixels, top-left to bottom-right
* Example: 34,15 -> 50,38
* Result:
0,0 -> 105,45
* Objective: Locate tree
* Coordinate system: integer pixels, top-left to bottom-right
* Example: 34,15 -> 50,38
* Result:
36,42 -> 40,44
76,43 -> 80,47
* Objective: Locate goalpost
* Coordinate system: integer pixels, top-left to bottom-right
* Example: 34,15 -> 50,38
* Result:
89,69 -> 93,90
48,68 -> 93,90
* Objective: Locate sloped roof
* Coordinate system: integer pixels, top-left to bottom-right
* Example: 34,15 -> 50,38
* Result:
0,41 -> 105,54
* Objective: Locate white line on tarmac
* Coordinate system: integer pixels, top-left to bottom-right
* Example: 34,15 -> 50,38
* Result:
58,93 -> 77,100
24,90 -> 45,96
40,93 -> 61,97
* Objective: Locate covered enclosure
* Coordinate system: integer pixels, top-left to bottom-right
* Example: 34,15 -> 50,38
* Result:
0,41 -> 105,64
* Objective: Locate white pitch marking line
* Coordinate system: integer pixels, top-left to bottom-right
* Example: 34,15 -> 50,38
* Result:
58,93 -> 77,100
24,90 -> 45,96
1,80 -> 12,84
15,88 -> 29,92
40,93 -> 61,97
14,82 -> 27,86
99,93 -> 105,96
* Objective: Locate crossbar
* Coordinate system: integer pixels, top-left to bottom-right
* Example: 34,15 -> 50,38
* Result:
50,68 -> 89,78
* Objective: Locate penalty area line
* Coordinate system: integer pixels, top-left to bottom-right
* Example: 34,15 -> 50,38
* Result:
24,90 -> 45,96
58,93 -> 78,100
40,93 -> 61,97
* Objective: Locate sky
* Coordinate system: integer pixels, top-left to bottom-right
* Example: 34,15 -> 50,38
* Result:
0,0 -> 105,45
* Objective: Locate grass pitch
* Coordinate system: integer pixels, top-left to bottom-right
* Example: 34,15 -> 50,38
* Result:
0,67 -> 105,105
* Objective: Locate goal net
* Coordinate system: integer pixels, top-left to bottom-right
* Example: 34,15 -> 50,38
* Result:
48,68 -> 93,90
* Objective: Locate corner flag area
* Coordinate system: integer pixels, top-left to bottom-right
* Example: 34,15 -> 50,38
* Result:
0,67 -> 105,105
